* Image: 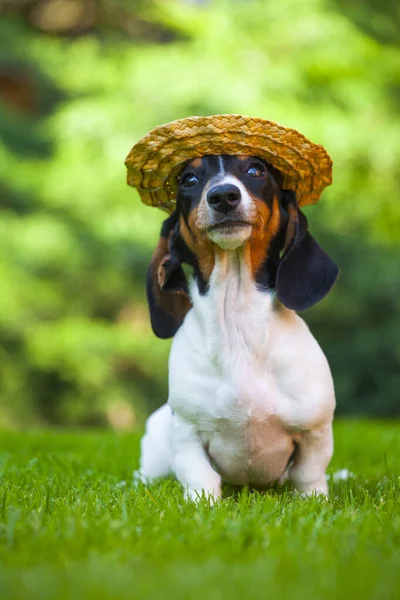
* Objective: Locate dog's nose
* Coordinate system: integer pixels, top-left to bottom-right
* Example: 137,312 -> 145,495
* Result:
207,184 -> 241,214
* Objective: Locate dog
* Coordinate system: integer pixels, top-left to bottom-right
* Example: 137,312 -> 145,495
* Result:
138,154 -> 338,501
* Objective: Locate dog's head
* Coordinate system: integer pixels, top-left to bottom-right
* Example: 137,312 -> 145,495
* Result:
147,155 -> 339,338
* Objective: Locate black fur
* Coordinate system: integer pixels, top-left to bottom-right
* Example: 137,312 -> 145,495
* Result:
146,268 -> 183,339
146,157 -> 339,339
275,196 -> 339,310
146,212 -> 190,339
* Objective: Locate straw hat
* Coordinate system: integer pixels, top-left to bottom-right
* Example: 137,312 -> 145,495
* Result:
125,114 -> 332,213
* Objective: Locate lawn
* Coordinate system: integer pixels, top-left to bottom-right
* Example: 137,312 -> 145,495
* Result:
0,420 -> 399,600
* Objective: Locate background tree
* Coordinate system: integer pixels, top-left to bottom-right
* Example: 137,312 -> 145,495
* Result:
0,0 -> 399,427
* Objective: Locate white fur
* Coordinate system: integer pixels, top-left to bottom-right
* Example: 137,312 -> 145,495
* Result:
139,250 -> 335,501
198,166 -> 254,250
207,175 -> 253,250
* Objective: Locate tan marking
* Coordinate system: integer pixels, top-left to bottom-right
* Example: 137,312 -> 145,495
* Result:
188,157 -> 203,168
208,414 -> 297,486
180,214 -> 215,280
150,235 -> 191,322
244,193 -> 281,276
282,203 -> 298,255
273,296 -> 297,322
246,414 -> 297,485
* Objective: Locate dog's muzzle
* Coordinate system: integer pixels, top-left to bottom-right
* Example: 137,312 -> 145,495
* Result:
207,184 -> 241,215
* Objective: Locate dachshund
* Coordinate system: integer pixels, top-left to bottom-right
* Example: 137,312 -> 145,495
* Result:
137,154 -> 338,502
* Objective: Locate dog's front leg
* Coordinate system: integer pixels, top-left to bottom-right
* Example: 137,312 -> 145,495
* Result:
289,422 -> 333,497
171,412 -> 222,503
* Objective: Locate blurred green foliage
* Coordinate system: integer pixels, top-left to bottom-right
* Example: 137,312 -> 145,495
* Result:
0,0 -> 399,427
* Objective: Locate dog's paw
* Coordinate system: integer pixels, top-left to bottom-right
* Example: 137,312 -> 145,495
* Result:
299,488 -> 329,499
183,486 -> 222,506
295,479 -> 329,498
133,469 -> 148,487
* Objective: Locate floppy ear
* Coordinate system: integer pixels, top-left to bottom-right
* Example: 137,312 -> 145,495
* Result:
276,198 -> 339,311
146,212 -> 191,339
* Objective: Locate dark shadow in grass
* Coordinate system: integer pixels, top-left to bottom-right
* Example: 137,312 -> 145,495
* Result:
133,473 -> 387,508
221,480 -> 295,502
133,476 -> 297,510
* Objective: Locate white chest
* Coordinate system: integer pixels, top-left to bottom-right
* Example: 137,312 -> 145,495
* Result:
168,253 -> 335,485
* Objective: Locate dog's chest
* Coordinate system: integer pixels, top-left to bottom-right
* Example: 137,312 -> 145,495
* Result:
171,341 -> 296,485
169,259 -> 298,484
197,372 -> 295,485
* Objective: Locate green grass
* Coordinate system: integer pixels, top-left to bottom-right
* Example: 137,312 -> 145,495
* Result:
0,420 -> 399,600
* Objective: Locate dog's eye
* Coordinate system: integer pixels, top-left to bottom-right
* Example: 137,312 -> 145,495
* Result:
181,173 -> 199,188
246,164 -> 265,177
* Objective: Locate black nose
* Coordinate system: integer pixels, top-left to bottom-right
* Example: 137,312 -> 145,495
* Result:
207,184 -> 241,214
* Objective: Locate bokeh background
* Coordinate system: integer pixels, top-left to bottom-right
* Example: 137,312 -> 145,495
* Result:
0,0 -> 399,429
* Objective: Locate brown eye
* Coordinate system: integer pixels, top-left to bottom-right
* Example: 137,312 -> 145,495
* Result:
181,173 -> 199,188
246,164 -> 265,177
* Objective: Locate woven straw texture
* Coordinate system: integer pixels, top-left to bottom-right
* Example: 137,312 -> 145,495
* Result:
125,114 -> 332,212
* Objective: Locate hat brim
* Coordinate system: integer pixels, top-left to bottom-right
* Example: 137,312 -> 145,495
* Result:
125,114 -> 332,213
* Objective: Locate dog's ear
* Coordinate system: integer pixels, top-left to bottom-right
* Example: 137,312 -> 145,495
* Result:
146,212 -> 192,339
276,193 -> 339,311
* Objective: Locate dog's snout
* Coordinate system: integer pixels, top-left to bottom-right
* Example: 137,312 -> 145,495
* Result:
207,184 -> 241,214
